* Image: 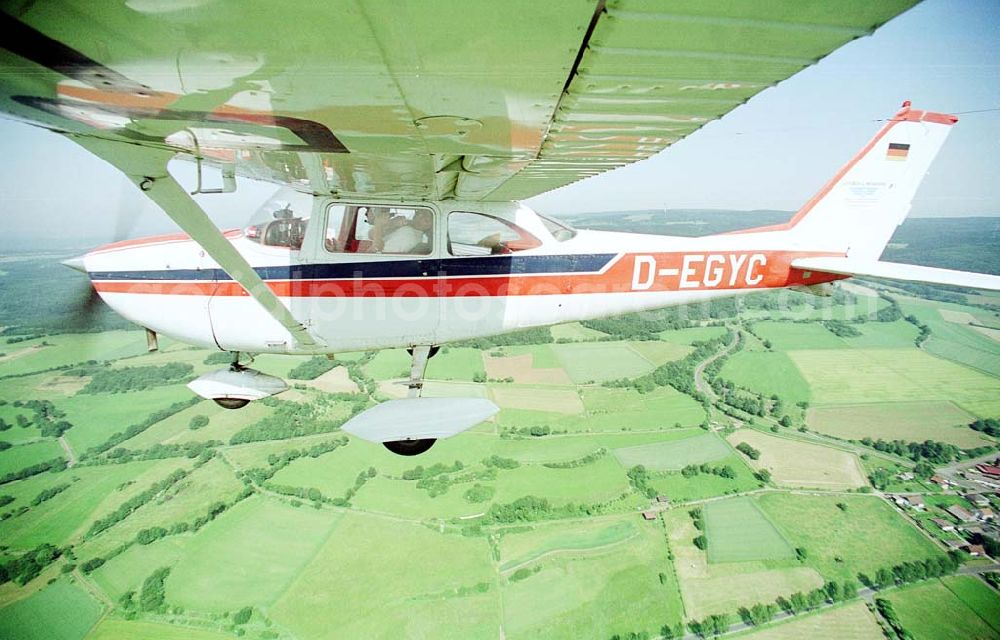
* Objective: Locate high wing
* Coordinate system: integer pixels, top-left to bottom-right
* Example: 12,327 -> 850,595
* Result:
0,1 -> 918,202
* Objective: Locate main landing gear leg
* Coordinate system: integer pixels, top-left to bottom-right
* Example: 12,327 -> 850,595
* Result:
383,345 -> 437,456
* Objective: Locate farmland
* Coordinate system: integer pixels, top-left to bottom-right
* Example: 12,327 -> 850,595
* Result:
0,237 -> 999,639
727,430 -> 866,490
883,578 -> 1000,640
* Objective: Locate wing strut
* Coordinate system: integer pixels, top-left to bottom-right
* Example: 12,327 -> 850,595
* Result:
71,136 -> 323,349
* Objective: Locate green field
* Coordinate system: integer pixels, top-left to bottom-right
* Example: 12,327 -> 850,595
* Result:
165,496 -> 340,612
85,619 -> 235,640
499,515 -> 682,640
426,347 -> 485,380
663,508 -> 823,620
806,401 -> 989,447
885,577 -> 1000,640
59,384 -> 194,452
550,322 -> 608,341
270,511 -> 497,640
647,453 -> 760,502
898,296 -> 1000,377
0,580 -> 102,640
496,385 -> 706,433
551,342 -> 660,383
499,519 -> 638,571
0,330 -> 146,377
659,326 -> 728,345
612,432 -> 730,471
720,350 -> 810,405
757,494 -> 942,581
789,348 -> 1000,416
703,497 -> 795,563
940,575 -> 1000,633
754,322 -> 848,350
0,439 -> 64,477
0,460 -> 166,550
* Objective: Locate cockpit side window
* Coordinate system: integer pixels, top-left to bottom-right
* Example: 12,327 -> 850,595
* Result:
325,204 -> 433,255
447,211 -> 541,256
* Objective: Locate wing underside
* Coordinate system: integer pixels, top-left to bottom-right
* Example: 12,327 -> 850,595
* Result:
0,1 -> 918,201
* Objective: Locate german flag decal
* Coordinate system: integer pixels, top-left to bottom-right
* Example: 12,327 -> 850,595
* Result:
886,142 -> 910,161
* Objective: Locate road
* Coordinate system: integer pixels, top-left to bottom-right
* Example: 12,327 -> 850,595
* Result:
58,435 -> 77,467
694,330 -> 740,401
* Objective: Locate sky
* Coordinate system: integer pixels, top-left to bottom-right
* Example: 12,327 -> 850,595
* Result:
0,0 -> 998,243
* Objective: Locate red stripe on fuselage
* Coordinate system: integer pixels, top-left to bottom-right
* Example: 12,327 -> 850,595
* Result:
92,250 -> 846,297
89,229 -> 242,255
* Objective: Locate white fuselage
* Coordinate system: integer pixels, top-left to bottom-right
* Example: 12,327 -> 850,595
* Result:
82,199 -> 842,354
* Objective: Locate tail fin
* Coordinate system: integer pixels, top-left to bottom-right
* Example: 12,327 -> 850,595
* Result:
743,103 -> 957,260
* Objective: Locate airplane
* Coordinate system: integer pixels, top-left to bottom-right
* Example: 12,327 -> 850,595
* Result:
1,2 -> 998,456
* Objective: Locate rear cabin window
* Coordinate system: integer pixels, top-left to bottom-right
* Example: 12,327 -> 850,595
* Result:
325,205 -> 433,255
447,211 -> 541,256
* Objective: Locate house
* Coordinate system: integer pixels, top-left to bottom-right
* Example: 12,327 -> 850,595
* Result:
898,472 -> 914,482
976,464 -> 1000,479
641,511 -> 657,521
944,539 -> 970,551
968,544 -> 985,557
976,507 -> 995,521
931,518 -> 955,532
946,505 -> 975,522
891,495 -> 908,507
908,495 -> 926,511
931,474 -> 952,488
960,525 -> 985,536
656,495 -> 671,505
964,493 -> 989,507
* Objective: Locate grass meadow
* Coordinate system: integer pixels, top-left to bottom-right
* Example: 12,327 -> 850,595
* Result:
757,494 -> 942,581
884,577 -> 1000,640
498,515 -> 682,640
0,580 -> 101,640
84,619 -> 234,640
663,508 -> 823,620
270,510 -> 498,640
703,497 -> 795,563
788,347 -> 1000,416
806,401 -> 988,447
720,351 -> 810,405
612,432 -> 730,471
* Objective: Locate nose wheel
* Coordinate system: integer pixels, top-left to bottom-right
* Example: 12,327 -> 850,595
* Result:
383,438 -> 436,456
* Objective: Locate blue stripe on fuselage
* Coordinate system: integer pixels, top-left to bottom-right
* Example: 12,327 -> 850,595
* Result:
88,253 -> 618,282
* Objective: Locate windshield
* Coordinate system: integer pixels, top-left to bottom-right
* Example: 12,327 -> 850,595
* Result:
244,188 -> 313,249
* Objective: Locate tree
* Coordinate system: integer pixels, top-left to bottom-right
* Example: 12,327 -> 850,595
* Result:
139,567 -> 171,612
913,461 -> 934,479
693,535 -> 707,550
824,580 -> 842,602
842,579 -> 858,600
233,606 -> 253,625
789,591 -> 807,614
189,415 -> 209,430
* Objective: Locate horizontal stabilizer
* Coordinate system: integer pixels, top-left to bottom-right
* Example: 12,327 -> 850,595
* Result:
342,398 -> 499,443
792,257 -> 1000,291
